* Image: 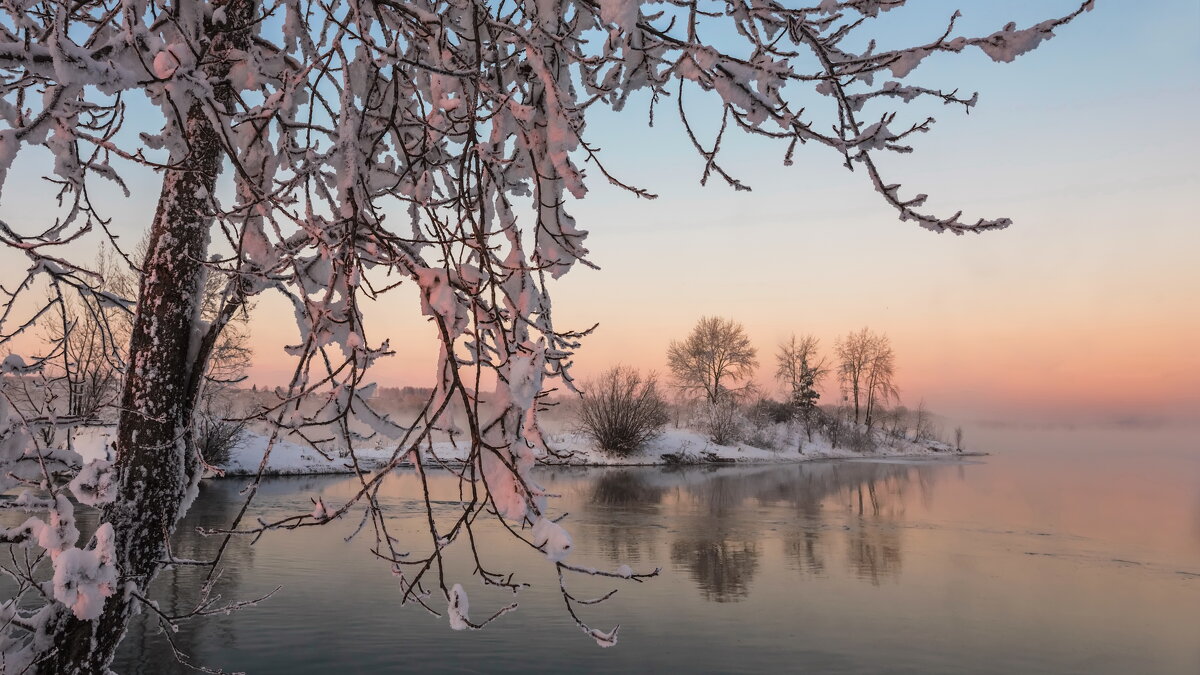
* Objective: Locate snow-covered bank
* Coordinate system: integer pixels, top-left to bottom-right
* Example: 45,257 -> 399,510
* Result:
220,434 -> 378,476
63,425 -> 976,478
549,428 -> 971,465
215,426 -> 976,477
63,426 -> 376,477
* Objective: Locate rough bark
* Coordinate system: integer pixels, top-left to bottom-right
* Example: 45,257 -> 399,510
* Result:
35,4 -> 253,672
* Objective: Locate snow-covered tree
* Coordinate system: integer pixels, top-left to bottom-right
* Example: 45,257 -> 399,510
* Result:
0,0 -> 1093,670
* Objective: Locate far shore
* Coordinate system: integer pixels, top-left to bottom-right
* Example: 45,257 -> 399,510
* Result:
214,428 -> 987,478
64,424 -> 984,479
216,453 -> 990,478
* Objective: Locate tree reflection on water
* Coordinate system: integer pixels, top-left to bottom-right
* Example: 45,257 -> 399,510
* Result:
671,538 -> 761,603
116,479 -> 258,674
584,461 -> 949,601
91,450 -> 1200,675
586,470 -> 666,564
104,460 -> 955,673
590,469 -> 666,508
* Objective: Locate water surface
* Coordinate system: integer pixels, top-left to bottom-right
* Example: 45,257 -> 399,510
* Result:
107,425 -> 1198,674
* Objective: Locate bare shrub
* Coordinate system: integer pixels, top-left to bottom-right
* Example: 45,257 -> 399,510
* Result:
746,426 -> 784,452
912,400 -> 935,442
886,405 -> 909,441
702,399 -> 745,446
744,399 -> 789,451
578,367 -> 669,456
847,425 -> 876,453
749,398 -> 793,425
820,407 -> 843,449
193,399 -> 248,468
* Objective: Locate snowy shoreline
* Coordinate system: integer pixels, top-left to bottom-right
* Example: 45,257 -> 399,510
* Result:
217,451 -> 988,477
66,426 -> 984,479
215,427 -> 985,477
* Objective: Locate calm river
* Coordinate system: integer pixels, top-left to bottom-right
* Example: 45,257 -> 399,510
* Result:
108,425 -> 1198,674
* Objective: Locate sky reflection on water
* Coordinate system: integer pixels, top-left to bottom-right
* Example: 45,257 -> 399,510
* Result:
104,427 -> 1199,674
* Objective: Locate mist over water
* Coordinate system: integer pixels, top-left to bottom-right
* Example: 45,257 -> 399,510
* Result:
103,425 -> 1198,674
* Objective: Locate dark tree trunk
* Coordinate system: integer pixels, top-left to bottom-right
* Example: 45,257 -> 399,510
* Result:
36,4 -> 254,671
37,97 -> 222,675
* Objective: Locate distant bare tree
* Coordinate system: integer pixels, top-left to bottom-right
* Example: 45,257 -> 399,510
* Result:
863,334 -> 899,429
837,328 -> 898,428
776,334 -> 829,443
32,297 -> 121,424
836,328 -> 873,424
886,405 -> 910,441
2,250 -> 131,436
668,317 -> 758,404
954,426 -> 965,451
0,0 -> 1095,669
912,400 -> 935,442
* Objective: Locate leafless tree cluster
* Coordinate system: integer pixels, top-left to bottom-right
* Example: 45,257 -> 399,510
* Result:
701,398 -> 746,446
0,0 -> 1091,670
872,399 -> 941,445
912,399 -> 936,442
1,251 -> 130,436
776,333 -> 830,443
672,323 -> 902,450
667,316 -> 763,444
836,327 -> 898,428
668,317 -> 759,404
662,321 -> 967,452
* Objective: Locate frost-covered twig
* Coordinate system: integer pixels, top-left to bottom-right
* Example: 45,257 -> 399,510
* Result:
0,0 -> 1094,669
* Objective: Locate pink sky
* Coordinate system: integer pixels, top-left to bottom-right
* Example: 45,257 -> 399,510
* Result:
3,1 -> 1197,427
237,2 -> 1200,425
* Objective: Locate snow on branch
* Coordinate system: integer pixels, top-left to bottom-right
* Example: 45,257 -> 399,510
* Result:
0,0 -> 1093,666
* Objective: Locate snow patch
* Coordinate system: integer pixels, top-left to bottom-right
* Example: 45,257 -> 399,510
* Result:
530,516 -> 573,562
447,583 -> 470,630
51,523 -> 117,621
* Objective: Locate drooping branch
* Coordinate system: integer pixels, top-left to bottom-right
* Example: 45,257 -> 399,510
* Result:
0,0 -> 1095,670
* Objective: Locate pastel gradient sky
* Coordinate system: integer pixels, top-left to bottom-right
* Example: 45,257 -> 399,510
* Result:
2,1 -> 1197,426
